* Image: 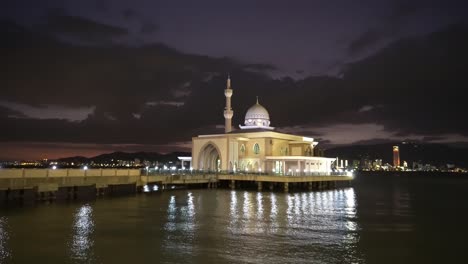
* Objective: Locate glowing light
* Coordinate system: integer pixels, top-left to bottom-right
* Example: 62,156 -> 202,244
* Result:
83,166 -> 88,170
71,204 -> 94,261
52,165 -> 57,170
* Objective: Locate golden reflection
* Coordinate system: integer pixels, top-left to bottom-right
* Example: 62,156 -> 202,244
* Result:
70,204 -> 94,261
229,191 -> 238,221
181,192 -> 196,234
165,195 -> 176,231
187,192 -> 195,219
256,192 -> 264,219
301,193 -> 308,213
242,191 -> 251,220
293,193 -> 300,216
344,188 -> 357,218
286,195 -> 294,226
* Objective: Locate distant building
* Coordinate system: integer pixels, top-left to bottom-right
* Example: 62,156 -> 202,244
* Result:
352,160 -> 360,169
360,158 -> 372,170
372,159 -> 383,170
393,146 -> 400,167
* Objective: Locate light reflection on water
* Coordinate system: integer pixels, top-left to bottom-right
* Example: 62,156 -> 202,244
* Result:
0,216 -> 11,262
220,188 -> 363,263
69,204 -> 95,262
3,174 -> 468,263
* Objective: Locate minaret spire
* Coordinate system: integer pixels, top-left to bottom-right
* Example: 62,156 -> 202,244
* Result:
224,75 -> 234,133
256,96 -> 259,104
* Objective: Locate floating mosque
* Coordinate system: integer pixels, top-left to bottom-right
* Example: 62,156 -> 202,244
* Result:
191,76 -> 336,175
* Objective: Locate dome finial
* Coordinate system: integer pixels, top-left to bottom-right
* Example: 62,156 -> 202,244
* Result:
256,96 -> 259,104
227,74 -> 231,89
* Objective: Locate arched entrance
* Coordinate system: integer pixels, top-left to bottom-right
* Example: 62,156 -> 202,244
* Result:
198,143 -> 221,172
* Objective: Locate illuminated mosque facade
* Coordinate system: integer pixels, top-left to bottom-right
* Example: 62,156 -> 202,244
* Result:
191,77 -> 336,174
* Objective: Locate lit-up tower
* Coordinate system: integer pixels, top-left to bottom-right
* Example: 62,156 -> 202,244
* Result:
393,146 -> 400,167
224,75 -> 233,133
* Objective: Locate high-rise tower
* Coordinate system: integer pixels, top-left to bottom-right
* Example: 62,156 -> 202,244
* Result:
393,146 -> 400,167
224,75 -> 233,133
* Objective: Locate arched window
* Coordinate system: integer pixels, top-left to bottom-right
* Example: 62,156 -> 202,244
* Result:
240,144 -> 246,154
253,143 -> 260,155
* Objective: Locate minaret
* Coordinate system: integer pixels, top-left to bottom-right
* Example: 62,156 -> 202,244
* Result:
224,75 -> 233,133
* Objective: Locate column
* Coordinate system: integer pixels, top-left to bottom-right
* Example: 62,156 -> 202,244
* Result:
283,182 -> 289,192
230,180 -> 235,189
257,181 -> 262,191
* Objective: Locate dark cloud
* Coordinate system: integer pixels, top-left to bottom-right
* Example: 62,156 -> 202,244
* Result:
347,0 -> 422,55
348,29 -> 384,55
342,23 -> 468,135
140,21 -> 158,34
44,11 -> 128,43
1,20 -> 468,159
122,8 -> 137,20
422,136 -> 445,142
0,105 -> 26,119
389,0 -> 420,21
94,0 -> 109,13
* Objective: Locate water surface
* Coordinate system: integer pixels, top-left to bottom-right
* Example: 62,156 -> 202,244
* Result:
1,173 -> 468,263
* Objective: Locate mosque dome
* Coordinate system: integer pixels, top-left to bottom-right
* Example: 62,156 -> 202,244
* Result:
244,98 -> 271,127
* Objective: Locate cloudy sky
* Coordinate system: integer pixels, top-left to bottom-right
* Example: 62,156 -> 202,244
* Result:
1,0 -> 468,160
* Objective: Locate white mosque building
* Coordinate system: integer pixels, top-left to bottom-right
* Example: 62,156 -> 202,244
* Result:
191,76 -> 336,175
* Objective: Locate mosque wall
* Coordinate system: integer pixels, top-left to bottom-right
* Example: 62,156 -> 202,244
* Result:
269,138 -> 291,156
290,143 -> 314,156
192,137 -> 228,170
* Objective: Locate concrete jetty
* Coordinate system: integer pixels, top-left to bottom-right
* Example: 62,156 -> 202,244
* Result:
0,169 -> 353,205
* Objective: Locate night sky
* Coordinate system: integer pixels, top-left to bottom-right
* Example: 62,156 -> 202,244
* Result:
1,0 -> 468,160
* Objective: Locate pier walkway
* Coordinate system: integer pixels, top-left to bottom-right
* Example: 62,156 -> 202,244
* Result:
0,169 -> 353,203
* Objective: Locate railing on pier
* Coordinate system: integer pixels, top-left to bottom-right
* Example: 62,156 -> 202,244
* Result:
143,169 -> 353,177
